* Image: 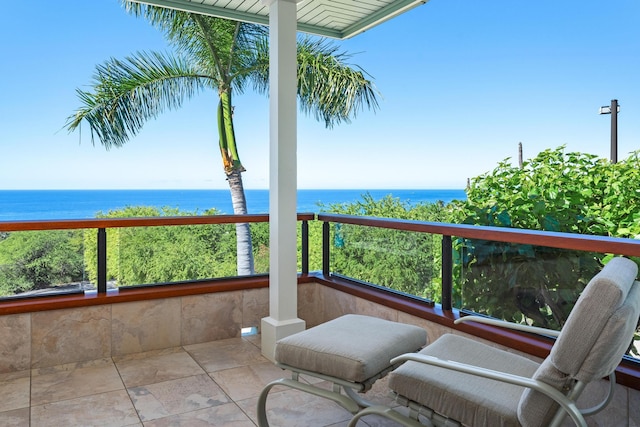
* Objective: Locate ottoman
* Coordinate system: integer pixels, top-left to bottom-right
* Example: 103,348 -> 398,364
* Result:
257,314 -> 427,426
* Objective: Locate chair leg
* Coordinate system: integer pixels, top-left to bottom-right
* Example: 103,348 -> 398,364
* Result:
343,385 -> 377,408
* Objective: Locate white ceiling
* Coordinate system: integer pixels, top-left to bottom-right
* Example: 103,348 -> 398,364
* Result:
133,0 -> 429,39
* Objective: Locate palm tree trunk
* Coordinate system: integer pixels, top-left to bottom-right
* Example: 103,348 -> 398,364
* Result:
218,90 -> 255,275
227,170 -> 255,275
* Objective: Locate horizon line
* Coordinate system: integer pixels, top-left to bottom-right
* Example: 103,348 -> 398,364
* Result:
0,187 -> 467,191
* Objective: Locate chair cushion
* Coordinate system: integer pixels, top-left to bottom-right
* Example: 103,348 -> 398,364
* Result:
549,256 -> 638,380
275,314 -> 426,383
579,282 -> 640,379
389,334 -> 539,427
517,358 -> 571,427
518,257 -> 639,427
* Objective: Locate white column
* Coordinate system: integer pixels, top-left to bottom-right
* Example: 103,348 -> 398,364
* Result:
261,0 -> 305,361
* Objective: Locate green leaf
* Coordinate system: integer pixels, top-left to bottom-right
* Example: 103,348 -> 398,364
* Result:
496,210 -> 512,227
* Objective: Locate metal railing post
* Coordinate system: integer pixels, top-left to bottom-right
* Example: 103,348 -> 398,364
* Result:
322,221 -> 330,276
301,220 -> 309,274
441,235 -> 453,310
97,228 -> 107,294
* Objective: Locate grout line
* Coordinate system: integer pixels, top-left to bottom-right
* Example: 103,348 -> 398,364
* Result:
111,355 -> 143,425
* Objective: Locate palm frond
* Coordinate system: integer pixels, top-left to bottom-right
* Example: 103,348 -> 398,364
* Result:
122,0 -> 266,93
296,37 -> 380,128
66,51 -> 212,148
245,35 -> 270,95
103,3 -> 378,132
247,36 -> 381,128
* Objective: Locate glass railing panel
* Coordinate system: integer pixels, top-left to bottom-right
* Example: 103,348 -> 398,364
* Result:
453,238 -> 640,362
91,223 -> 244,287
329,223 -> 442,301
0,229 -> 91,298
453,239 -> 601,330
249,222 -> 270,275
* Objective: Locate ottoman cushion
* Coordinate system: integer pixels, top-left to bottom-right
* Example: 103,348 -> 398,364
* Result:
275,314 -> 427,383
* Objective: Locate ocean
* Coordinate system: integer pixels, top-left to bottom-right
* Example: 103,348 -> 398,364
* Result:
0,189 -> 466,221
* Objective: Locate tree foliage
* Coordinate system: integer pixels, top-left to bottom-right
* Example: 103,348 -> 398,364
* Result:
321,194 -> 453,300
83,206 -> 239,285
450,147 -> 640,329
0,230 -> 85,295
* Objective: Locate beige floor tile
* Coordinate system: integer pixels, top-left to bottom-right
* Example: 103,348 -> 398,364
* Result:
0,371 -> 30,412
30,389 -> 139,427
143,402 -> 255,427
297,372 -> 326,385
355,375 -> 399,408
330,404 -> 434,427
31,358 -> 124,406
238,387 -> 352,427
1,333 -> 635,427
242,333 -> 261,349
114,347 -> 205,387
210,360 -> 287,401
348,408 -> 415,427
0,407 -> 30,427
184,337 -> 268,372
563,380 -> 627,427
300,376 -> 398,409
127,374 -> 229,422
238,374 -> 403,427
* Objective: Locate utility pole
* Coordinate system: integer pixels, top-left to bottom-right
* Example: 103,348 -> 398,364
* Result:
518,142 -> 523,169
599,99 -> 620,163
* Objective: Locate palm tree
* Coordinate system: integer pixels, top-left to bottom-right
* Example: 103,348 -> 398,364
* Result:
66,2 -> 379,275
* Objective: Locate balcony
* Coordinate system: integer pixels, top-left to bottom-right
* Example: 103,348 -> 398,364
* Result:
1,214 -> 639,426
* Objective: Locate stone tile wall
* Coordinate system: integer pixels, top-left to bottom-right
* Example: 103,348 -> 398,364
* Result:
0,283 -> 319,373
0,287 -> 277,372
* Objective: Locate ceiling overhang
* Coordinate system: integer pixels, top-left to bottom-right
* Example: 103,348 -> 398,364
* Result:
132,0 -> 429,39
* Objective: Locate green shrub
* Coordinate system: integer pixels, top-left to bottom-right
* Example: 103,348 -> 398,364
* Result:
0,230 -> 85,295
320,194 -> 454,300
451,147 -> 640,329
83,206 -> 240,286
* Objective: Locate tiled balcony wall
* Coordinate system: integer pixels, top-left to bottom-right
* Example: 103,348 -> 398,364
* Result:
0,278 -> 560,371
0,283 -> 323,372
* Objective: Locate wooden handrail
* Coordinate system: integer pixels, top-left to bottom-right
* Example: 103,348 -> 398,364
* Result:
317,213 -> 640,257
0,213 -> 316,232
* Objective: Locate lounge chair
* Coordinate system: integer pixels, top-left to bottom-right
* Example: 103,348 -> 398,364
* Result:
349,256 -> 640,427
256,314 -> 427,427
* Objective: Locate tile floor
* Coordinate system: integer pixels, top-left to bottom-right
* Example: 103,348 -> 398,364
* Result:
0,334 -> 403,427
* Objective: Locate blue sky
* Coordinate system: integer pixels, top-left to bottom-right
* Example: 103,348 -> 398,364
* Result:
1,0 -> 638,190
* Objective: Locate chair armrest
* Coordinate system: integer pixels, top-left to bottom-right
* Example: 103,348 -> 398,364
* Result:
455,315 -> 561,338
390,353 -> 586,427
